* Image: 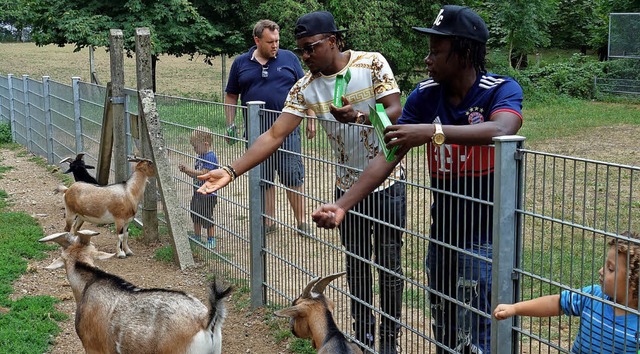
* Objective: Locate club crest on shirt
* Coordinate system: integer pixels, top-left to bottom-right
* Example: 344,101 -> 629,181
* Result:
466,107 -> 485,125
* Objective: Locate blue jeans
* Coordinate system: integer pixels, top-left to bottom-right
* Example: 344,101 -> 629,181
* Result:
426,242 -> 492,354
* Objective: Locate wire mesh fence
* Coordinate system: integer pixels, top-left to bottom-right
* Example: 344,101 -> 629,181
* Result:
0,73 -> 638,354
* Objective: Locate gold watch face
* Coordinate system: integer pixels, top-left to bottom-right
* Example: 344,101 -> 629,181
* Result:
433,133 -> 445,146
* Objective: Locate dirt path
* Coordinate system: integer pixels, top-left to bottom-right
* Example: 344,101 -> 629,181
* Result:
0,147 -> 288,354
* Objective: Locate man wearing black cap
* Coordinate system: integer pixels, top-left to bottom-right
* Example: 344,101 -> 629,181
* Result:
197,10 -> 406,354
313,5 -> 524,354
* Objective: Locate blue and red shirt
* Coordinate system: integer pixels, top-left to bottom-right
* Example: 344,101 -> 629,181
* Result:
398,73 -> 523,246
398,73 -> 523,180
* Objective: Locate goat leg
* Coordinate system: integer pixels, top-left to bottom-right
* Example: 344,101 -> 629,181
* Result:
115,221 -> 128,258
122,222 -> 133,256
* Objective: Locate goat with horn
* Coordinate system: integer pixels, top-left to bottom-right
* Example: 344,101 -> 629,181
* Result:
275,272 -> 362,354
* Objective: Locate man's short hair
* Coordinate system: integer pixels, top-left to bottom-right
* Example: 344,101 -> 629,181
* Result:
253,20 -> 280,38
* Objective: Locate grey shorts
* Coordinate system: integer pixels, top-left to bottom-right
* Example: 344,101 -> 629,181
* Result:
261,134 -> 304,187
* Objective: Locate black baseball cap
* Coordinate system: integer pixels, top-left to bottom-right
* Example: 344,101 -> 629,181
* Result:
413,5 -> 489,44
294,11 -> 347,39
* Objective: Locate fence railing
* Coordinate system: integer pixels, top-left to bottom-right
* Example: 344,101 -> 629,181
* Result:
1,73 -> 638,354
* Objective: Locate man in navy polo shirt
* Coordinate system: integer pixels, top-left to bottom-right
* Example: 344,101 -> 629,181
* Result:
224,19 -> 313,236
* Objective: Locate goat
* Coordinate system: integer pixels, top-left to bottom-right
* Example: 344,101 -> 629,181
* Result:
274,272 -> 362,354
40,230 -> 232,354
56,156 -> 155,258
60,152 -> 99,184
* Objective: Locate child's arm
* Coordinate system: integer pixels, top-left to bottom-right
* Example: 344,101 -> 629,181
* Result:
180,165 -> 211,178
493,294 -> 562,320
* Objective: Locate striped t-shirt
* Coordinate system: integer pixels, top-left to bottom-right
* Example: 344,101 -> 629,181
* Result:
560,285 -> 640,353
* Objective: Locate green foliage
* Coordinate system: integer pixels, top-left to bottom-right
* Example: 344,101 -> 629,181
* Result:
153,245 -> 174,263
549,0 -> 596,50
0,122 -> 11,144
0,210 -> 64,353
24,0 -> 224,58
0,190 -> 7,210
519,54 -> 606,99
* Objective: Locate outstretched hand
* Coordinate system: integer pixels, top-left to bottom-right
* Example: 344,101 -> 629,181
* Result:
383,124 -> 433,156
196,169 -> 231,194
312,204 -> 347,229
492,304 -> 516,320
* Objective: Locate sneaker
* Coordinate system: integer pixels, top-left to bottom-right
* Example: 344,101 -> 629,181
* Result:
187,231 -> 201,242
207,238 -> 216,249
265,224 -> 278,234
297,222 -> 314,237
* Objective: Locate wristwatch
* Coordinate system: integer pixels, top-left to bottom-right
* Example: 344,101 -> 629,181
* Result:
354,111 -> 366,124
432,123 -> 445,147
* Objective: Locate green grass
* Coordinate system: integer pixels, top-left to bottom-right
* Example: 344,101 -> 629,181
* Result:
520,97 -> 640,143
0,191 -> 67,353
153,245 -> 175,263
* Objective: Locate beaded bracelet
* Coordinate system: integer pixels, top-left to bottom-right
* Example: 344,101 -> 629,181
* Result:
221,165 -> 237,181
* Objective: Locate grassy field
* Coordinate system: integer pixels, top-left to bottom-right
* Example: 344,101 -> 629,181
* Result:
0,42 -> 232,101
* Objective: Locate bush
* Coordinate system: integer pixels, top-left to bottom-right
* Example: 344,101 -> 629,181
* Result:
0,122 -> 11,144
519,54 -> 606,100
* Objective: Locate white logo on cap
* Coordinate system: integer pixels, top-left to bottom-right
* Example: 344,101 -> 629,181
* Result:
433,9 -> 445,26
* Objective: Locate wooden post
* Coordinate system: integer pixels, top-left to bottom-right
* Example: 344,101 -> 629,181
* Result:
96,82 -> 113,185
135,27 -> 159,243
138,89 -> 194,269
109,29 -> 128,183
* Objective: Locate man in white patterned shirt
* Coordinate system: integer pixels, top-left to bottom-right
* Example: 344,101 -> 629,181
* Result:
197,10 -> 406,354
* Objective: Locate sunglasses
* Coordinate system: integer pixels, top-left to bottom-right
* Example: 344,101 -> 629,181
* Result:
293,37 -> 330,56
262,65 -> 269,78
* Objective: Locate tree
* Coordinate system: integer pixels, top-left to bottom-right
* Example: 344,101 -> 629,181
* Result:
24,0 -> 227,91
549,0 -> 597,53
484,0 -> 555,69
0,0 -> 28,42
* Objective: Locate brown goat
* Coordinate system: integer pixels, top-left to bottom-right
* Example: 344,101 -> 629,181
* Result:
56,157 -> 155,258
40,230 -> 232,354
275,272 -> 362,354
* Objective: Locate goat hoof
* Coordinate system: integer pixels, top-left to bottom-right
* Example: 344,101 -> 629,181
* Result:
117,252 -> 127,258
125,250 -> 134,256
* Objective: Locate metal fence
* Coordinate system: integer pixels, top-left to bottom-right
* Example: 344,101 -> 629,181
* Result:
1,73 -> 638,354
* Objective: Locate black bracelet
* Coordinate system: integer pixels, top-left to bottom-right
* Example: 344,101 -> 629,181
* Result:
224,165 -> 238,180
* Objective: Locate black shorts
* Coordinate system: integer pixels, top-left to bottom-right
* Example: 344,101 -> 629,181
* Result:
190,193 -> 217,228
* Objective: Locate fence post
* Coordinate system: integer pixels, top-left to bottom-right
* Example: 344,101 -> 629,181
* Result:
135,27 -> 159,243
43,76 -> 54,164
247,100 -> 266,308
7,74 -> 16,142
23,75 -> 33,152
491,135 -> 526,354
72,77 -> 83,153
110,29 -> 127,183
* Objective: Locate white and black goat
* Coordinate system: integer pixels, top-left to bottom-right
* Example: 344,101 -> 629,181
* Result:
56,156 -> 155,258
275,272 -> 362,354
60,153 -> 98,184
40,230 -> 232,354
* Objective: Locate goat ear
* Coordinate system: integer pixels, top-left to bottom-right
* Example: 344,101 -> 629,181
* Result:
93,251 -> 116,260
85,165 -> 96,169
274,305 -> 304,318
44,257 -> 65,270
39,232 -> 74,249
312,271 -> 347,294
76,229 -> 100,245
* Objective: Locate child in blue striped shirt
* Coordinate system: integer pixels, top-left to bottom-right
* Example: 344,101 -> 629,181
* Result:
494,231 -> 640,353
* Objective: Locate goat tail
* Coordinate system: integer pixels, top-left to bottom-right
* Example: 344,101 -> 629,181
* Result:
206,278 -> 233,332
54,185 -> 68,195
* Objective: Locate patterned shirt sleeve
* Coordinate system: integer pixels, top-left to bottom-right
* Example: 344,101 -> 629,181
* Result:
371,52 -> 400,99
560,285 -> 597,316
